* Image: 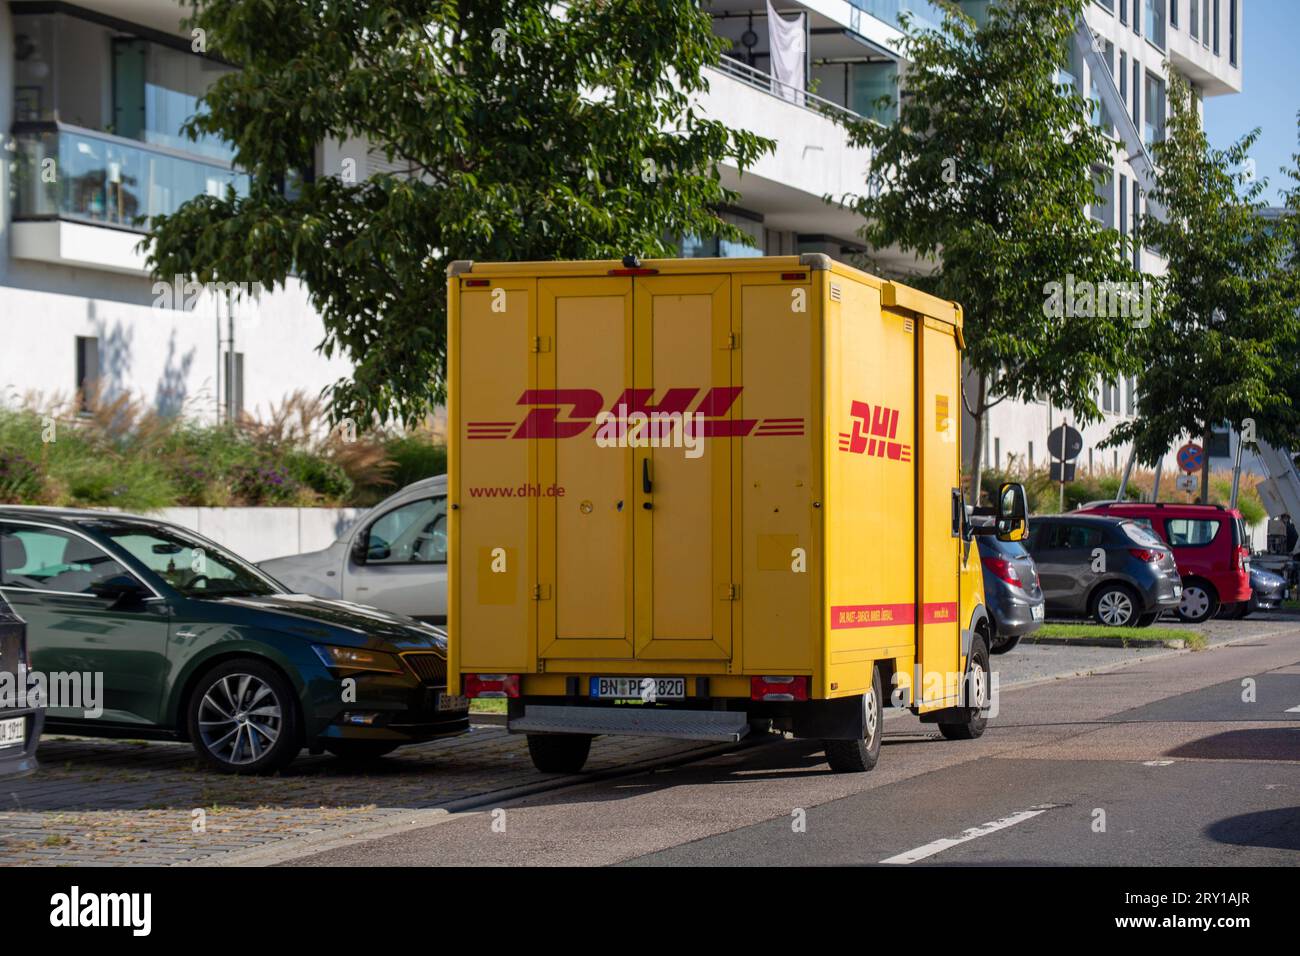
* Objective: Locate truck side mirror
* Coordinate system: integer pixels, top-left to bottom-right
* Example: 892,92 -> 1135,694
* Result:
995,482 -> 1029,542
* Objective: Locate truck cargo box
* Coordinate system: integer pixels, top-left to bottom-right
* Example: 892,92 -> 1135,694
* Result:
446,255 -> 1026,773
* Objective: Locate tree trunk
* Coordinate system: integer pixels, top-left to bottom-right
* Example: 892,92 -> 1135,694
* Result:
967,374 -> 987,507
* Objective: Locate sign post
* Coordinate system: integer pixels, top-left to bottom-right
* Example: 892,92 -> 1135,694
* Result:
1048,424 -> 1084,512
1176,442 -> 1204,501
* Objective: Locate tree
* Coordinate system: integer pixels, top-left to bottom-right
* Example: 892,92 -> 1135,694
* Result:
1105,77 -> 1300,483
148,0 -> 771,426
835,0 -> 1142,499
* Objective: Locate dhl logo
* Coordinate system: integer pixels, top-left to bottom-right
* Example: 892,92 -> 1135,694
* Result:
467,388 -> 805,440
837,399 -> 911,462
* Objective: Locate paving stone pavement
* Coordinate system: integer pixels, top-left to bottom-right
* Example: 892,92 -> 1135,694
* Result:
0,722 -> 714,866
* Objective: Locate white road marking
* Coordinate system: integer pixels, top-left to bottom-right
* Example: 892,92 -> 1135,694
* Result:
1143,759 -> 1175,766
1285,704 -> 1300,713
880,804 -> 1061,865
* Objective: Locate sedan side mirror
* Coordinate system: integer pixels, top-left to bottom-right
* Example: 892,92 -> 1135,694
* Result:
90,574 -> 147,605
995,482 -> 1029,543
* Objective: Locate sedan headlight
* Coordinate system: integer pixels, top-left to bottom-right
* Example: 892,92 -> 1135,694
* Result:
312,644 -> 404,673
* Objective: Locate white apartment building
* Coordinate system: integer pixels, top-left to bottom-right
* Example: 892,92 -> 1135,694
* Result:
695,0 -> 1245,482
0,1 -> 352,423
0,0 -> 1247,471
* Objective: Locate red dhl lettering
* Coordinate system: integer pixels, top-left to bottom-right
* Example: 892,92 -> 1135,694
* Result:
466,388 -> 805,440
837,399 -> 911,462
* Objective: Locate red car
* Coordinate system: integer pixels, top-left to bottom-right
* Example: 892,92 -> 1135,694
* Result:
1075,503 -> 1251,623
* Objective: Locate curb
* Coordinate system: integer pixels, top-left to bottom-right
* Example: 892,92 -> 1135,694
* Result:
1022,636 -> 1188,649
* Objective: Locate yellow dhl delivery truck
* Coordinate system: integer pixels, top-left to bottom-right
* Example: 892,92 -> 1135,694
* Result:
446,254 -> 1028,774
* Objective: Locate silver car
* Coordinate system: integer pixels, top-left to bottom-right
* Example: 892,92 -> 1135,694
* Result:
259,477 -> 447,622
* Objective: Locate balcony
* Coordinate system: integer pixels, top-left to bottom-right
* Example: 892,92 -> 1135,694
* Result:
709,55 -> 864,125
12,125 -> 249,233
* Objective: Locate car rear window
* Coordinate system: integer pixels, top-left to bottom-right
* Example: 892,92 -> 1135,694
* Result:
981,536 -> 1029,559
1165,518 -> 1221,547
1121,522 -> 1165,548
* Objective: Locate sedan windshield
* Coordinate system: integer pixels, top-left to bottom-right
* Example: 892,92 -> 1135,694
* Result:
95,522 -> 283,598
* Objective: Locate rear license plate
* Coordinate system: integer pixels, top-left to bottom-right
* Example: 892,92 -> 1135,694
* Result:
590,677 -> 685,701
1031,603 -> 1045,621
437,693 -> 469,712
0,717 -> 24,749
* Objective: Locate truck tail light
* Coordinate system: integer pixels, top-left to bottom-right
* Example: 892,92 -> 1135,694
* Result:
751,676 -> 808,702
1128,548 -> 1163,563
980,556 -> 1023,588
464,674 -> 520,699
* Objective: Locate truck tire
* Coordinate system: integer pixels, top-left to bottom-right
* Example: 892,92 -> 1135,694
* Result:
938,636 -> 990,741
824,666 -> 882,773
526,733 -> 592,774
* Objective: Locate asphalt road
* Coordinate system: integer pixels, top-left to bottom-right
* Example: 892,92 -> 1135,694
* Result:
285,626 -> 1300,867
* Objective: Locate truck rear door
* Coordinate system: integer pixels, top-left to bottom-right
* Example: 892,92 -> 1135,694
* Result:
533,273 -> 733,663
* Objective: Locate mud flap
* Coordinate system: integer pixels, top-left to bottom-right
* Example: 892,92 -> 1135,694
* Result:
791,695 -> 867,741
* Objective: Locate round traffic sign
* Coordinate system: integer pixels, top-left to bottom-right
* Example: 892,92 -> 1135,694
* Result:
1177,442 -> 1204,473
1048,424 -> 1084,462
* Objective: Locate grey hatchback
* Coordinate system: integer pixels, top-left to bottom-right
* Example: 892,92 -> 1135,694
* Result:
976,534 -> 1044,653
1027,515 -> 1182,627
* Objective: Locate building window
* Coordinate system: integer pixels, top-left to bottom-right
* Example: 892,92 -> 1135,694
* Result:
1121,0 -> 1128,25
1096,0 -> 1114,13
1119,173 -> 1129,238
1212,0 -> 1221,54
1171,0 -> 1179,27
1190,0 -> 1199,38
1126,377 -> 1137,416
1091,170 -> 1114,229
1132,60 -> 1142,129
1144,71 -> 1166,147
1133,0 -> 1141,35
1229,0 -> 1238,66
223,351 -> 244,420
1203,0 -> 1210,45
1133,180 -> 1142,270
75,336 -> 99,412
1119,50 -> 1128,103
1145,0 -> 1166,48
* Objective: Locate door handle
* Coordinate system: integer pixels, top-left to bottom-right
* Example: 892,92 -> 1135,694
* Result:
642,458 -> 652,494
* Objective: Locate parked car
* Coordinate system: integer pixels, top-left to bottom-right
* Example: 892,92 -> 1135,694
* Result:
975,533 -> 1044,653
0,506 -> 467,774
260,476 -> 446,622
1025,515 -> 1182,627
1219,565 -> 1287,619
1075,502 -> 1252,624
0,590 -> 42,777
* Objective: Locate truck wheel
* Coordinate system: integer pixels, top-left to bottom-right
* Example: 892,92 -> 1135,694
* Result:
938,636 -> 990,741
1176,581 -> 1219,623
526,733 -> 592,774
824,665 -> 882,773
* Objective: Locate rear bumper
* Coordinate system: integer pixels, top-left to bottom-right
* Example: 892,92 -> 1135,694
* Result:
0,706 -> 44,778
509,704 -> 751,742
988,596 -> 1044,637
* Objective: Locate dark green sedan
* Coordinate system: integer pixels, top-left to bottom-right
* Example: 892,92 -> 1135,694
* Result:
0,507 -> 468,774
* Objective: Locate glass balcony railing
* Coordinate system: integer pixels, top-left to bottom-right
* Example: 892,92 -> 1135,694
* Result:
12,125 -> 249,232
847,0 -> 948,32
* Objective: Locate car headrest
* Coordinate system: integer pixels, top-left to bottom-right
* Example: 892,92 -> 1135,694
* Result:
0,533 -> 27,575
